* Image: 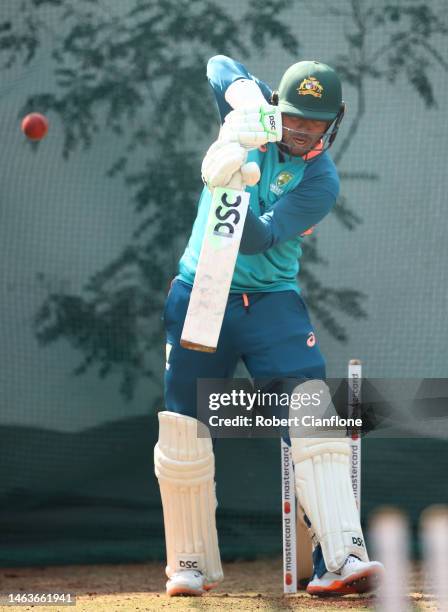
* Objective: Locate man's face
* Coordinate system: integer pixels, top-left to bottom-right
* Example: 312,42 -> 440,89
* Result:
281,114 -> 329,157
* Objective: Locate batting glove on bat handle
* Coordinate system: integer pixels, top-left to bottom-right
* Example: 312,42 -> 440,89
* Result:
226,161 -> 261,191
221,105 -> 282,149
201,139 -> 248,189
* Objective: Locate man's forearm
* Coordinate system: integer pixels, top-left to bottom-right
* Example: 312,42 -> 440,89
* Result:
239,209 -> 273,255
239,187 -> 336,255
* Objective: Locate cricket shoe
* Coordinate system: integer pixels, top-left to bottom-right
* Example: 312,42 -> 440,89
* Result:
166,570 -> 218,596
307,555 -> 385,597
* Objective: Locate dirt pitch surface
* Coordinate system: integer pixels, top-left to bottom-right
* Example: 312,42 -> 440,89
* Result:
0,557 -> 437,612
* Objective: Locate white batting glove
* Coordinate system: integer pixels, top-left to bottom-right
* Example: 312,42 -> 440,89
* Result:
201,137 -> 261,193
226,161 -> 261,191
201,139 -> 248,189
201,137 -> 254,191
220,104 -> 283,149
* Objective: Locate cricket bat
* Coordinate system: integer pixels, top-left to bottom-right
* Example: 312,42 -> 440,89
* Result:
180,183 -> 250,352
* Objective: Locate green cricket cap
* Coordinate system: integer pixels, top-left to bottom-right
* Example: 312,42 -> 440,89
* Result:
277,60 -> 342,121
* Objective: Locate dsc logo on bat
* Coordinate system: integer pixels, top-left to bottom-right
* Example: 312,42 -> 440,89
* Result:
212,191 -> 243,238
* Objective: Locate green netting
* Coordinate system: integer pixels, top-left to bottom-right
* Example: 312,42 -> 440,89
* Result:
1,0 -> 447,566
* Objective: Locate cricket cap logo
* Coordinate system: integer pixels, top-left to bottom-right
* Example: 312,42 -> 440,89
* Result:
297,76 -> 323,99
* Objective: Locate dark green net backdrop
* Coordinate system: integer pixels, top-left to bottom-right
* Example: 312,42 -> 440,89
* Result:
0,0 -> 447,566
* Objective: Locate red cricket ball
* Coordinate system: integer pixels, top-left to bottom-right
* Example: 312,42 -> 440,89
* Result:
21,113 -> 49,141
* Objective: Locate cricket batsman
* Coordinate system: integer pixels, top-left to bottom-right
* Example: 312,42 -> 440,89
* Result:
154,55 -> 384,596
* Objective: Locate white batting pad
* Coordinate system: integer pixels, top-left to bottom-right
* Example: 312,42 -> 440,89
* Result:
289,380 -> 368,572
154,411 -> 223,584
290,435 -> 369,571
